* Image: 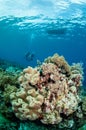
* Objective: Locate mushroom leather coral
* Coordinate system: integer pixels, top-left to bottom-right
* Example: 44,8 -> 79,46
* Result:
10,54 -> 83,124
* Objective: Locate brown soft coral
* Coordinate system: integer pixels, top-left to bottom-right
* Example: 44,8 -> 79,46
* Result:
44,53 -> 71,76
69,63 -> 83,87
19,66 -> 40,86
10,53 -> 83,124
10,87 -> 44,120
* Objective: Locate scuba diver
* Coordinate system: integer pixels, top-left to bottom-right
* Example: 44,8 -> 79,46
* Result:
25,51 -> 35,62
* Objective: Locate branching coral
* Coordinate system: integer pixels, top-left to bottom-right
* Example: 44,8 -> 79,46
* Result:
10,53 -> 83,124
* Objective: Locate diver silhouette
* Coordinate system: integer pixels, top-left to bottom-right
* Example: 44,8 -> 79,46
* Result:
25,51 -> 35,62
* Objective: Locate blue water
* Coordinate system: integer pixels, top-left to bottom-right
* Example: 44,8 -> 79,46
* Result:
0,0 -> 86,86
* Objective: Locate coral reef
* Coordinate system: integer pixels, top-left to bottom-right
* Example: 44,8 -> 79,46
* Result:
3,84 -> 17,103
0,113 -> 18,130
0,68 -> 20,88
82,96 -> 86,115
11,87 -> 44,120
10,53 -> 84,125
0,65 -> 22,120
44,53 -> 71,76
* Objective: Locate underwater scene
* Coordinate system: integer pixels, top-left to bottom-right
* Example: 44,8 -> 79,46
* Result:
0,0 -> 86,130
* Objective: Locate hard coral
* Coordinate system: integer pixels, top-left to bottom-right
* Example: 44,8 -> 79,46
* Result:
10,53 -> 83,124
